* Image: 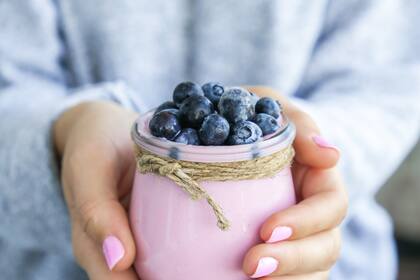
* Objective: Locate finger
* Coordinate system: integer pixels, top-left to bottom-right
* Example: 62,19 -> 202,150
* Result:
73,223 -> 138,280
260,270 -> 329,280
246,86 -> 340,168
65,142 -> 136,272
260,168 -> 347,241
243,229 -> 340,277
88,265 -> 138,280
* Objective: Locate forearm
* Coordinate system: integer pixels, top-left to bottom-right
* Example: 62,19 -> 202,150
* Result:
0,82 -> 141,252
0,88 -> 71,253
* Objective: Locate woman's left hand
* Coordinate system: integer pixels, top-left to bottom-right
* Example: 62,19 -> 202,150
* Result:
243,87 -> 348,279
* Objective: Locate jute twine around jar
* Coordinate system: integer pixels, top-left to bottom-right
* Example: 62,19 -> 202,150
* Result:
134,145 -> 295,231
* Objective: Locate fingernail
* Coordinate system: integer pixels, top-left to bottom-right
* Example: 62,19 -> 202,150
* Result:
312,135 -> 339,151
102,235 -> 125,271
250,257 -> 278,278
266,226 -> 293,243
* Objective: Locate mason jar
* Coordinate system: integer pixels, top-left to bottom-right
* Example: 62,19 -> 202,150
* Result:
130,109 -> 296,280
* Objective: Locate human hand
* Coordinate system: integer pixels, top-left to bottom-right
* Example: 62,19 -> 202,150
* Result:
242,86 -> 348,279
54,101 -> 139,280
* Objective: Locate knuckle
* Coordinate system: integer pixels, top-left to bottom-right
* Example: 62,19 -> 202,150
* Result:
334,192 -> 349,226
316,270 -> 331,280
323,271 -> 331,280
340,191 -> 349,218
295,203 -> 322,235
322,229 -> 342,270
70,228 -> 86,268
294,244 -> 305,273
334,177 -> 349,218
329,185 -> 349,227
286,242 -> 303,274
76,199 -> 104,236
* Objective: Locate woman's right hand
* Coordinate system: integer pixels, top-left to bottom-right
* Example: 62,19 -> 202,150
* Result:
54,101 -> 140,279
242,86 -> 347,279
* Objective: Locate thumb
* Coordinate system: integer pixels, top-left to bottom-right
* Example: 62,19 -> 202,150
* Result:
66,148 -> 136,272
246,86 -> 340,168
76,197 -> 136,271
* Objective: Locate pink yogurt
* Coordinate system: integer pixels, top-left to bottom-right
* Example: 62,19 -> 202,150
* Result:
130,110 -> 296,280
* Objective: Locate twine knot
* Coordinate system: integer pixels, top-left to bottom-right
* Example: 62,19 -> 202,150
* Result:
158,162 -> 182,175
138,155 -> 180,175
134,145 -> 294,231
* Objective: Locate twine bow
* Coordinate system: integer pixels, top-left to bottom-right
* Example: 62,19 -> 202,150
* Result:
135,145 -> 294,231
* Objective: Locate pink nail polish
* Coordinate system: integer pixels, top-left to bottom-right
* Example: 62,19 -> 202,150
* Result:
266,226 -> 293,243
250,257 -> 278,278
102,235 -> 125,271
312,135 -> 339,151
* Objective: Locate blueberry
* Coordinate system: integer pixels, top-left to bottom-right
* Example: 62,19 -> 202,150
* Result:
180,95 -> 214,128
173,81 -> 203,107
227,120 -> 262,145
174,128 -> 201,145
154,101 -> 178,115
199,114 -> 230,145
158,108 -> 181,117
149,109 -> 182,140
218,87 -> 255,123
252,113 -> 280,136
255,97 -> 281,119
202,82 -> 225,106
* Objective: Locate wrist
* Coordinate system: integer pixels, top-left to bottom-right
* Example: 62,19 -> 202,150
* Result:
53,101 -> 138,157
53,102 -> 90,157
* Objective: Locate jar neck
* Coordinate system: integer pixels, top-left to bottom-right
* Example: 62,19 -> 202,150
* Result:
131,110 -> 296,163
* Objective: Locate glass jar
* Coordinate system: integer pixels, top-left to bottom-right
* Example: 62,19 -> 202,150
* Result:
130,110 -> 296,280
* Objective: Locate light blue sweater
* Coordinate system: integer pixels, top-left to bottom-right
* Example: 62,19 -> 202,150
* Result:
1,0 -> 419,279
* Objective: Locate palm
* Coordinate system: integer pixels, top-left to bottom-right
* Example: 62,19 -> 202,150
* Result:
68,132 -> 139,279
57,102 -> 139,279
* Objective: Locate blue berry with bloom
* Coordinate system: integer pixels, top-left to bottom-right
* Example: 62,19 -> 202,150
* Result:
180,95 -> 215,128
202,82 -> 225,106
218,87 -> 255,124
199,114 -> 230,145
255,97 -> 281,119
252,113 -> 279,136
173,81 -> 203,107
174,128 -> 201,145
227,120 -> 262,145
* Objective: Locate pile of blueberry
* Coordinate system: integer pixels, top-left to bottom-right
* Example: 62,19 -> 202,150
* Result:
149,82 -> 282,146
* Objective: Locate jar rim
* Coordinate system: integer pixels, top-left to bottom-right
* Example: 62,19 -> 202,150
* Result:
131,109 -> 296,163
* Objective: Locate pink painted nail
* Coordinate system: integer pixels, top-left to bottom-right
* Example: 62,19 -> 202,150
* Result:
102,235 -> 125,271
312,135 -> 339,151
250,257 -> 278,278
266,226 -> 293,243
